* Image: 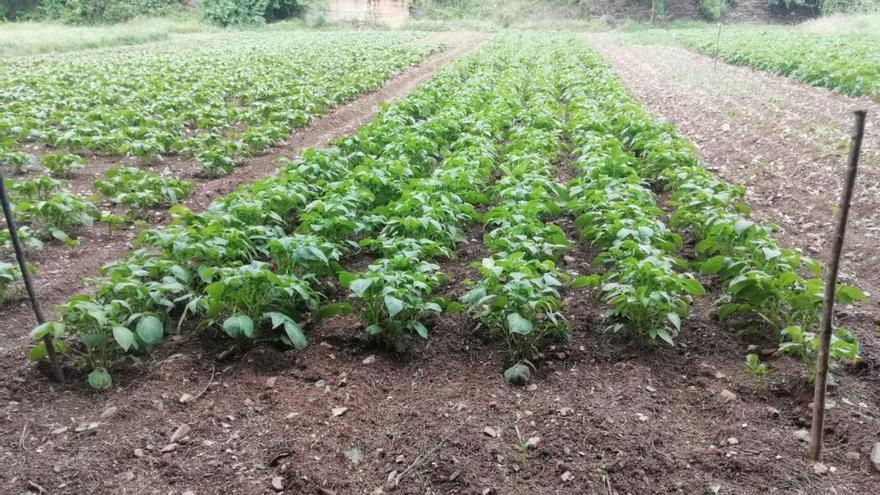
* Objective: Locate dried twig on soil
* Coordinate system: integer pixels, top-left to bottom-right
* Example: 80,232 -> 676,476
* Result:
193,366 -> 216,401
394,424 -> 460,485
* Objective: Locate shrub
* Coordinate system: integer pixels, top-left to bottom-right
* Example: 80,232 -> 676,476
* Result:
700,0 -> 729,20
198,0 -> 269,26
40,0 -> 178,24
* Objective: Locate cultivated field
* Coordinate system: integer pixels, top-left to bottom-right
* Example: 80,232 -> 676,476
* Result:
0,24 -> 878,495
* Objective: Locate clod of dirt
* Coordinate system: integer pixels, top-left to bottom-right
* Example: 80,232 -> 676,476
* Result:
133,448 -> 145,458
871,442 -> 880,472
170,424 -> 191,443
179,393 -> 195,404
483,426 -> 499,438
161,443 -> 178,453
265,376 -> 278,388
813,463 -> 830,476
559,407 -> 574,417
845,451 -> 861,461
362,355 -> 376,365
727,437 -> 739,446
331,406 -> 349,417
718,389 -> 737,403
794,429 -> 810,442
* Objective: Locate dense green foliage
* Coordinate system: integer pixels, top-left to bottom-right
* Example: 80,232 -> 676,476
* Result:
198,0 -> 313,26
644,26 -> 880,100
0,32 -> 439,177
94,166 -> 194,212
20,33 -> 866,389
38,0 -> 178,24
699,0 -> 729,19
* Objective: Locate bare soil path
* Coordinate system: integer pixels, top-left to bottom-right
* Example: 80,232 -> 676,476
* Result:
0,31 -> 487,343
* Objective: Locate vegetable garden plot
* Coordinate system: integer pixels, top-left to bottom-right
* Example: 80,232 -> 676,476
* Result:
24,33 -> 867,390
0,31 -> 441,176
626,27 -> 880,101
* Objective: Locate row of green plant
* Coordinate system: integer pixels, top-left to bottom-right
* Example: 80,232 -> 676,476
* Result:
0,32 -> 440,176
25,41 -> 514,388
462,38 -> 576,367
637,25 -> 880,100
568,46 -> 866,381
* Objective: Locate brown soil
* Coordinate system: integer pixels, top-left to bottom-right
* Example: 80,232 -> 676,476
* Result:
2,33 -> 880,495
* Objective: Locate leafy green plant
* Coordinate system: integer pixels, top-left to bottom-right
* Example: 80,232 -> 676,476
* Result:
744,353 -> 768,377
41,152 -> 85,178
1,150 -> 36,175
94,165 -> 193,212
340,257 -> 443,347
0,262 -> 21,303
777,325 -> 860,383
463,256 -> 569,362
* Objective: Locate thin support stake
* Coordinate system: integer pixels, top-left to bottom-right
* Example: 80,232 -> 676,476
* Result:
714,23 -> 722,71
0,171 -> 64,382
809,109 -> 867,462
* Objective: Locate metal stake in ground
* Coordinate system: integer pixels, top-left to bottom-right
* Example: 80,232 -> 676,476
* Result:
809,109 -> 867,462
714,23 -> 722,71
0,170 -> 64,382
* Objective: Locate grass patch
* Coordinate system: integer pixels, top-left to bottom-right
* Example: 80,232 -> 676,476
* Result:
0,16 -> 203,57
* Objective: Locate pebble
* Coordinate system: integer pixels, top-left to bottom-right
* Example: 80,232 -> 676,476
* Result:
559,407 -> 573,417
362,355 -> 376,365
179,393 -> 195,404
51,426 -> 69,435
170,424 -> 191,443
793,429 -> 810,442
271,476 -> 284,491
812,462 -> 829,475
526,436 -> 541,449
871,442 -> 880,472
483,426 -> 499,438
265,376 -> 278,389
560,471 -> 574,482
636,413 -> 649,422
646,385 -> 657,393
161,443 -> 179,453
133,448 -> 145,458
727,437 -> 739,446
100,406 -> 118,420
845,451 -> 860,461
526,384 -> 538,392
718,389 -> 737,403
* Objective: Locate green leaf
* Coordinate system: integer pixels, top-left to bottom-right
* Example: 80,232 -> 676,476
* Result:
507,313 -> 533,335
27,342 -> 47,362
365,324 -> 383,335
136,316 -> 164,346
338,271 -> 356,288
666,312 -> 681,332
681,278 -> 705,297
349,278 -> 373,297
411,320 -> 429,339
384,295 -> 404,317
572,275 -> 600,289
699,255 -> 726,274
223,314 -> 254,340
654,328 -> 674,345
835,285 -> 866,304
112,326 -> 135,351
314,302 -> 354,321
88,367 -> 112,390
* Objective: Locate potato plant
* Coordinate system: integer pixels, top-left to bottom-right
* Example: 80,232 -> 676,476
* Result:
0,32 -> 441,175
94,165 -> 194,212
41,152 -> 85,178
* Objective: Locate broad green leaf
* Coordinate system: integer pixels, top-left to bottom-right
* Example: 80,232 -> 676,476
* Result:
349,278 -> 373,297
699,255 -> 726,274
507,313 -> 533,335
88,367 -> 112,390
666,312 -> 681,332
112,326 -> 135,351
384,295 -> 404,317
223,314 -> 254,340
572,275 -> 600,289
411,320 -> 428,339
136,316 -> 164,346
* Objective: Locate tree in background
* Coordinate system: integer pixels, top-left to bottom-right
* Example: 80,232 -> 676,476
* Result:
198,0 -> 316,26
